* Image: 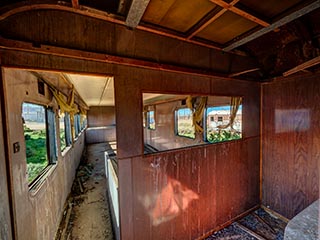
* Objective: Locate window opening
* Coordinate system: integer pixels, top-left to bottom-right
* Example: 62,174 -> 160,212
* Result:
147,110 -> 155,130
206,103 -> 242,143
22,103 -> 56,184
176,108 -> 195,139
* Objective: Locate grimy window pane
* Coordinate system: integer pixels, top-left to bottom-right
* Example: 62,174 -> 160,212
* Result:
147,111 -> 155,130
59,112 -> 66,151
176,108 -> 195,139
206,104 -> 242,143
22,103 -> 48,183
47,108 -> 57,163
65,113 -> 72,146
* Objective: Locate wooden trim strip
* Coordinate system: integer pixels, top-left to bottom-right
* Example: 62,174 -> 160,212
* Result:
209,0 -> 269,27
187,9 -> 227,39
228,67 -> 260,77
235,222 -> 267,240
260,205 -> 290,223
283,55 -> 320,76
0,37 -> 244,80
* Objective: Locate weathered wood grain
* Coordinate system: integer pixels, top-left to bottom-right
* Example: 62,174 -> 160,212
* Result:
262,74 -> 320,219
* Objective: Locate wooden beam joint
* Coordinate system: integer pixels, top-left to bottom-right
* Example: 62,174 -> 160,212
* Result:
210,0 -> 270,27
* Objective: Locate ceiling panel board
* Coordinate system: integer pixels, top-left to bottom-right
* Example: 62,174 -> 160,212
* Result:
142,0 -> 176,24
238,0 -> 304,19
67,74 -> 114,106
100,77 -> 115,106
142,0 -> 217,33
196,11 -> 258,44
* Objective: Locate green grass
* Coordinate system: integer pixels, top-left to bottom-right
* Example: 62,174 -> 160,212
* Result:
177,121 -> 195,139
24,126 -> 48,183
207,130 -> 241,143
60,129 -> 66,150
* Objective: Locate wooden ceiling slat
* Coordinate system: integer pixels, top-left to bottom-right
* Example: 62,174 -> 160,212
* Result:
195,11 -> 258,44
188,0 -> 240,39
126,0 -> 151,28
283,55 -> 320,76
223,0 -> 320,51
229,67 -> 260,77
142,0 -> 216,33
209,0 -> 270,27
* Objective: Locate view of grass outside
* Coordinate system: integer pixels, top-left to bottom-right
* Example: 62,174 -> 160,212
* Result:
59,113 -> 66,151
147,111 -> 155,130
22,103 -> 48,183
206,105 -> 242,143
176,108 -> 195,139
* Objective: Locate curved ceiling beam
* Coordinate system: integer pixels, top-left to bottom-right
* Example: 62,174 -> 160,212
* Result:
0,0 -> 228,53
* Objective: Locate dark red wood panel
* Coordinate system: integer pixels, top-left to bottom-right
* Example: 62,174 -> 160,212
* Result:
262,74 -> 320,219
114,67 -> 260,239
129,138 -> 259,240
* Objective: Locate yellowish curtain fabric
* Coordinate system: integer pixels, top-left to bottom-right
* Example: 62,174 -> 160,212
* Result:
217,97 -> 242,130
80,107 -> 87,127
50,87 -> 78,115
50,86 -> 79,140
186,96 -> 208,133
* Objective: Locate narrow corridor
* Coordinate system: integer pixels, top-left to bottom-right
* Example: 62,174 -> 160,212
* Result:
56,143 -> 116,240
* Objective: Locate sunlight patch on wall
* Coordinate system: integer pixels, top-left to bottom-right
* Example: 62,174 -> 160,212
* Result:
275,109 -> 310,133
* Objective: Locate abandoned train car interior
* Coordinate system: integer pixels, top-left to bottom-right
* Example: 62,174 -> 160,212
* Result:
0,0 -> 319,239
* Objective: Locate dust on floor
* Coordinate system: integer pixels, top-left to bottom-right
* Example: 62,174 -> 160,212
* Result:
206,208 -> 287,240
56,143 -> 115,240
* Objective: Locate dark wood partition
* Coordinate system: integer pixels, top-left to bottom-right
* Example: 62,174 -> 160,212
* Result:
115,67 -> 260,239
262,74 -> 320,219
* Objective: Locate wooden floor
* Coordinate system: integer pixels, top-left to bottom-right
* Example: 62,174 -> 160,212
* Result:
56,143 -> 115,240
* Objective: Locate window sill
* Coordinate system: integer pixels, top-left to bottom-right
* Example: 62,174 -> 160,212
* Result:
61,145 -> 72,157
28,163 -> 57,196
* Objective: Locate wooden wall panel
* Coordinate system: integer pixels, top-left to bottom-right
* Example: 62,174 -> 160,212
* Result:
0,48 -> 261,240
114,66 -> 260,239
0,70 -> 13,240
86,106 -> 116,144
0,17 -> 260,238
262,74 -> 320,219
85,127 -> 116,144
88,106 -> 116,127
129,138 -> 259,240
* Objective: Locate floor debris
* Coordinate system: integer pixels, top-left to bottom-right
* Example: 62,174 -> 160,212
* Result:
206,208 -> 287,240
55,143 -> 115,240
